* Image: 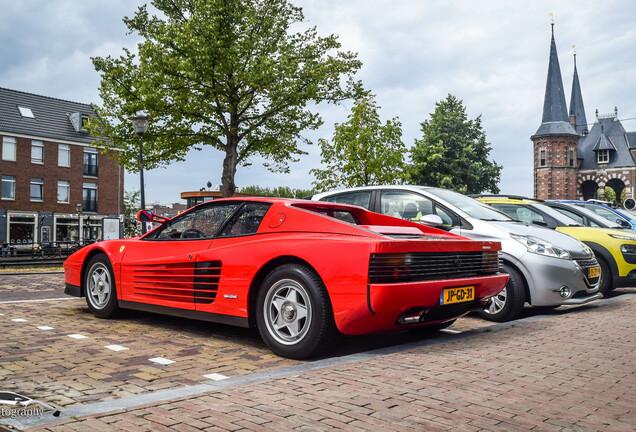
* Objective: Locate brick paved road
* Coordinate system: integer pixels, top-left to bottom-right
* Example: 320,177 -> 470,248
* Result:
1,274 -> 635,431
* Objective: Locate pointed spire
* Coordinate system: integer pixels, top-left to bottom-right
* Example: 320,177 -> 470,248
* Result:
569,50 -> 588,134
533,22 -> 578,137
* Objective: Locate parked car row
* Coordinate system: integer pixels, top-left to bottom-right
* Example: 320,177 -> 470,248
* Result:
311,186 -> 633,322
63,186 -> 630,359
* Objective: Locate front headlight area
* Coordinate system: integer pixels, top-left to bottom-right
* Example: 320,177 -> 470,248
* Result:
510,233 -> 571,260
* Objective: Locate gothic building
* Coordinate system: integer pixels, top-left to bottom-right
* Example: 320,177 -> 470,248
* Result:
531,25 -> 636,203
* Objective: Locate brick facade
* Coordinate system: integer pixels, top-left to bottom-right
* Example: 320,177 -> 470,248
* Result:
532,135 -> 579,200
0,135 -> 123,214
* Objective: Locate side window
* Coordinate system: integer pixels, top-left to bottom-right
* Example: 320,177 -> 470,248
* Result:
148,203 -> 240,239
554,208 -> 584,224
321,191 -> 371,209
380,191 -> 433,220
219,203 -> 271,237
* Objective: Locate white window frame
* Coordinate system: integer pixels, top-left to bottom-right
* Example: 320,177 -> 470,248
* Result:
540,149 -> 546,166
57,180 -> 70,204
31,140 -> 44,164
2,136 -> 17,161
58,144 -> 71,167
597,150 -> 609,164
1,175 -> 16,200
30,178 -> 44,202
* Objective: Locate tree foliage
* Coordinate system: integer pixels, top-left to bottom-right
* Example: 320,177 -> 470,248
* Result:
410,94 -> 502,194
123,190 -> 141,237
310,93 -> 407,192
239,185 -> 314,198
90,0 -> 362,197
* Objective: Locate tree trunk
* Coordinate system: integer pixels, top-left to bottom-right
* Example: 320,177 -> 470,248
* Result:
221,136 -> 239,197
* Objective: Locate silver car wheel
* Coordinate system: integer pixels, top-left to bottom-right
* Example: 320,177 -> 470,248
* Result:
485,287 -> 507,315
263,278 -> 312,346
86,262 -> 112,310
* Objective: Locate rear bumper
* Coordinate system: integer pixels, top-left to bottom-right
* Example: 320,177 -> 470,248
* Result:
337,273 -> 508,335
65,283 -> 81,297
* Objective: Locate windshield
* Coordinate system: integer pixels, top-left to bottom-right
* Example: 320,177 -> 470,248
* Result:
562,204 -> 622,228
423,188 -> 514,221
532,202 -> 583,226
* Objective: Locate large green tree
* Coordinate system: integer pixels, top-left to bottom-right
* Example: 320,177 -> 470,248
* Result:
90,0 -> 362,197
410,94 -> 502,194
310,93 -> 407,192
239,185 -> 314,198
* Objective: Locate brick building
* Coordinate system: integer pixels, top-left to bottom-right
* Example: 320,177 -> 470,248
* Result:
532,25 -> 636,202
0,87 -> 124,248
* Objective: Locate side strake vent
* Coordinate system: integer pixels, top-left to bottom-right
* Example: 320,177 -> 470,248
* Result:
194,261 -> 222,304
369,251 -> 500,284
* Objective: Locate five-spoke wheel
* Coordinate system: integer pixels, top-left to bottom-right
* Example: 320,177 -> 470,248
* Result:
256,264 -> 336,359
84,254 -> 119,318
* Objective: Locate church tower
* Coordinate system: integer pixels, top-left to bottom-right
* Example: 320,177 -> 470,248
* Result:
531,24 -> 580,199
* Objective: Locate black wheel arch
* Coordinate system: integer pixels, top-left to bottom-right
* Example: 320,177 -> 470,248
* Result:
584,242 -> 618,286
248,256 -> 328,328
80,248 -> 112,298
500,258 -> 531,304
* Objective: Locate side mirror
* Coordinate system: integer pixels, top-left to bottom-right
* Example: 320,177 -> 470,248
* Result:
617,219 -> 632,228
137,210 -> 169,224
531,219 -> 549,227
419,214 -> 444,227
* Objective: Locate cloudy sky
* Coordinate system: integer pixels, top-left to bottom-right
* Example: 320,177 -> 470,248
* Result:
1,0 -> 635,205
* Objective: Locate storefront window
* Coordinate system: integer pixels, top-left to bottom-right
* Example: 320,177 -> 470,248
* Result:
83,219 -> 102,242
9,214 -> 36,245
55,217 -> 79,242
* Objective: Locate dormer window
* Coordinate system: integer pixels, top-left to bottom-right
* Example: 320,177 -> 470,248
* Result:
81,115 -> 90,131
597,150 -> 609,164
18,106 -> 35,118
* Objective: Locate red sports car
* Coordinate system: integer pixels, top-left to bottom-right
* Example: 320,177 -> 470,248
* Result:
64,198 -> 507,359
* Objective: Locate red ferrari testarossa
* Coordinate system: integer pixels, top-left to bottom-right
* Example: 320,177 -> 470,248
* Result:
64,198 -> 507,358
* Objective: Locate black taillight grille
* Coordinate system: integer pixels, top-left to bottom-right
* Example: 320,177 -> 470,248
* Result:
369,251 -> 499,283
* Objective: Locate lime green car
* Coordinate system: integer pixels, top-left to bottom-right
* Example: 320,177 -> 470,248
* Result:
476,196 -> 636,294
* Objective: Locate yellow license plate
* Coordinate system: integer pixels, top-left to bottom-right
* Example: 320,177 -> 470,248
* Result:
440,286 -> 475,305
589,266 -> 601,278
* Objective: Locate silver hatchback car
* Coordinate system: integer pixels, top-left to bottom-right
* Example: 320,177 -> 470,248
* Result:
312,185 -> 602,322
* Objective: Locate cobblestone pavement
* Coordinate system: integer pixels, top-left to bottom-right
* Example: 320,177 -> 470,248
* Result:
1,274 -> 635,431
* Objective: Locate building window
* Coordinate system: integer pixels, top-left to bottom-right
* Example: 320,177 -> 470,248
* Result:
8,214 -> 36,245
55,216 -> 80,242
569,150 -> 574,167
58,144 -> 70,167
2,136 -> 17,161
1,175 -> 15,200
83,182 -> 97,212
18,107 -> 35,118
540,149 -> 546,166
31,140 -> 44,164
57,180 -> 70,203
597,150 -> 609,164
83,148 -> 98,177
30,178 -> 43,201
81,115 -> 90,131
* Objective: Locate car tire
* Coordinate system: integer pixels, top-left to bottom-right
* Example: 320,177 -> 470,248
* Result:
596,256 -> 613,294
256,264 -> 337,359
84,254 -> 119,318
477,264 -> 525,322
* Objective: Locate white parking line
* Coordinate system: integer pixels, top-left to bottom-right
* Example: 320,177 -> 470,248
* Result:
203,373 -> 229,381
37,326 -> 55,330
105,345 -> 129,352
68,334 -> 88,339
11,318 -> 28,322
149,357 -> 175,365
0,298 -> 75,304
441,328 -> 462,334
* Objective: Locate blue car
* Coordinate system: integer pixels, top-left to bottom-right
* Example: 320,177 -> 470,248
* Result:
553,200 -> 636,229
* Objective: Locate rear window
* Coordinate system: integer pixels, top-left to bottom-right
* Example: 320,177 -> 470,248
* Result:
310,208 -> 359,224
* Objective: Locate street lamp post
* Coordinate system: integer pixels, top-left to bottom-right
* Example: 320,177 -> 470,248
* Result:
128,114 -> 152,234
76,203 -> 83,246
